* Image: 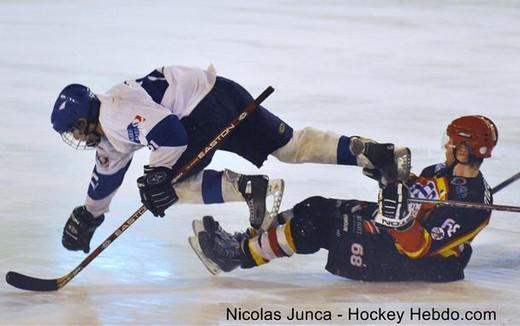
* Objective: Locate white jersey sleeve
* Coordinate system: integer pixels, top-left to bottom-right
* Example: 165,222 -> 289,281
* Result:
85,139 -> 134,217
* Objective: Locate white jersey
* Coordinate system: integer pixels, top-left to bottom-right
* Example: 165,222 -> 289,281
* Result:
85,65 -> 217,217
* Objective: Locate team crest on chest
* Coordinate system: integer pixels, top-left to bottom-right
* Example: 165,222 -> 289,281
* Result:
410,180 -> 439,200
127,115 -> 146,143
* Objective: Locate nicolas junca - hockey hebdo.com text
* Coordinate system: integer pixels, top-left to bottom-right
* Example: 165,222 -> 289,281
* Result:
221,304 -> 498,324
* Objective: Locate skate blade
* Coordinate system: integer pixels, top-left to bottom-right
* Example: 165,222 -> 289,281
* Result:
394,147 -> 412,182
260,179 -> 285,231
192,219 -> 204,235
188,236 -> 221,275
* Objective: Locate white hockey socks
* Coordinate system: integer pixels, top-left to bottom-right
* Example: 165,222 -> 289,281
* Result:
174,169 -> 243,204
272,127 -> 340,164
272,127 -> 364,166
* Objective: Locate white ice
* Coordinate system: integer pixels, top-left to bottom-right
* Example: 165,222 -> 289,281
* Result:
1,0 -> 519,324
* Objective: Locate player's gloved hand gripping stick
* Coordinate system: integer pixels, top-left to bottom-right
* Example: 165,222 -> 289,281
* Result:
5,86 -> 275,291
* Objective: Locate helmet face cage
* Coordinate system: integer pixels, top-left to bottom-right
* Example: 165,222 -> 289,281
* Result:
446,115 -> 498,159
61,119 -> 100,150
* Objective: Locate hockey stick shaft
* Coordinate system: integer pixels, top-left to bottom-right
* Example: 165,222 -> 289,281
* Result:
67,169 -> 519,286
491,171 -> 520,194
409,197 -> 520,213
407,171 -> 520,214
6,86 -> 275,291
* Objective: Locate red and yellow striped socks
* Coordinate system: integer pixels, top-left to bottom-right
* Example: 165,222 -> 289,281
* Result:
246,222 -> 297,266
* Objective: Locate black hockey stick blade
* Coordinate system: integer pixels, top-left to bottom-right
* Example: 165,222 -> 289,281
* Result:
6,271 -> 60,291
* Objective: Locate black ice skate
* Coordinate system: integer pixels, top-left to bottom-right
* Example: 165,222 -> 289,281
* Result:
192,216 -> 254,244
350,137 -> 411,185
238,175 -> 284,230
189,216 -> 252,275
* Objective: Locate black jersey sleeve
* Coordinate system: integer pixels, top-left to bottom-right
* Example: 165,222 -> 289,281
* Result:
422,173 -> 492,257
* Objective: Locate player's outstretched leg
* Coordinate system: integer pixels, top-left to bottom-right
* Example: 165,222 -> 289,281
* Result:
190,211 -> 306,275
190,198 -> 338,275
271,128 -> 411,185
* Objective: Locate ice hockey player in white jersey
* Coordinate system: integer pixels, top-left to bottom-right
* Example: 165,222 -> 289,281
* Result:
50,64 -> 410,254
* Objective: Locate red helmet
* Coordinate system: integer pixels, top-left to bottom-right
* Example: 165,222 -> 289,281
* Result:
447,115 -> 498,158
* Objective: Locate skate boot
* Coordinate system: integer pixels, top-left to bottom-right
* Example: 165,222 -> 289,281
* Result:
192,216 -> 255,243
189,216 -> 253,274
350,136 -> 411,186
236,173 -> 284,231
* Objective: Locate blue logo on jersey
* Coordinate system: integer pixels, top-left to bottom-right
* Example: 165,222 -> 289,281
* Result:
127,115 -> 145,143
127,122 -> 140,143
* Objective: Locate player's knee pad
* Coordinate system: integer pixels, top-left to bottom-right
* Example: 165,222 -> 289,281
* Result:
290,215 -> 321,254
293,196 -> 331,221
290,196 -> 338,254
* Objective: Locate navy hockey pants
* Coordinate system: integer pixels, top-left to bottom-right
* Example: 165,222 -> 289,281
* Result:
173,76 -> 293,180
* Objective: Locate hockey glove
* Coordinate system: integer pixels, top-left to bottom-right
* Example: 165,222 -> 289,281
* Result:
137,166 -> 178,217
62,206 -> 104,253
375,182 -> 413,230
351,137 -> 411,186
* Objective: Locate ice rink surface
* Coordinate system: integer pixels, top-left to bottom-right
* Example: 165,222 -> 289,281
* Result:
1,0 -> 519,324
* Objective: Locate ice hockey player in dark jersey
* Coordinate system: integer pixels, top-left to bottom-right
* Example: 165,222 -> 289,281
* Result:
50,64 -> 410,254
192,115 -> 498,282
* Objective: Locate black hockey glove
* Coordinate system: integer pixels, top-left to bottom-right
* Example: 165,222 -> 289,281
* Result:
62,206 -> 104,254
375,182 -> 413,230
137,166 -> 178,217
352,137 -> 411,186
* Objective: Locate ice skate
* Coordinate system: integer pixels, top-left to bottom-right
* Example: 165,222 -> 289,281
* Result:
192,216 -> 254,243
189,235 -> 222,275
237,175 -> 284,230
350,136 -> 411,185
189,216 -> 252,274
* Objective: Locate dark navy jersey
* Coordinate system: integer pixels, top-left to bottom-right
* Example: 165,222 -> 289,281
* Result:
390,163 -> 492,259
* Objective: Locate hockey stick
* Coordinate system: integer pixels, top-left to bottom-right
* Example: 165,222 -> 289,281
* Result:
491,171 -> 520,194
6,86 -> 275,291
407,171 -> 520,213
409,198 -> 520,213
